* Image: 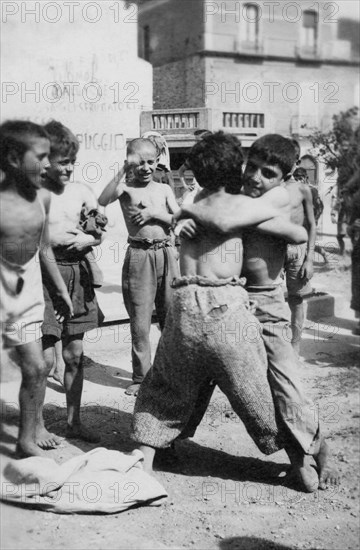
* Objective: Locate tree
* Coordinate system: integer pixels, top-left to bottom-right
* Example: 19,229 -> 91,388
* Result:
308,106 -> 360,194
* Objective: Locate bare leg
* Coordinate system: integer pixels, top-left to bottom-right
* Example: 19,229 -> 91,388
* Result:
139,445 -> 156,474
52,340 -> 65,385
314,438 -> 340,490
288,295 -> 304,356
35,340 -> 62,449
15,342 -> 49,457
62,334 -> 100,443
314,244 -> 330,264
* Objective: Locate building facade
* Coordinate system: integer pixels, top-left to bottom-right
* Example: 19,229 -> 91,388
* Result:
137,0 -> 360,233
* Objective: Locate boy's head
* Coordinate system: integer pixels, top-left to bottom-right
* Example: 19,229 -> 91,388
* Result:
126,138 -> 158,185
293,167 -> 309,184
187,131 -> 243,193
43,120 -> 79,193
0,120 -> 50,191
243,134 -> 297,197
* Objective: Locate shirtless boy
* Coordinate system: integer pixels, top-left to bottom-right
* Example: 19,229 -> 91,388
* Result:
98,138 -> 180,396
180,133 -> 339,491
0,120 -> 73,457
284,139 -> 316,355
41,120 -> 103,443
131,132 -> 311,477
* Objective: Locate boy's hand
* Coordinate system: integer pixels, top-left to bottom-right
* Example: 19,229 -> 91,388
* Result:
54,291 -> 74,322
179,219 -> 202,240
300,258 -> 314,280
65,229 -> 95,251
130,206 -> 155,226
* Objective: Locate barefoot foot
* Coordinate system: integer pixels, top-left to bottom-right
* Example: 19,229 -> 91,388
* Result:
314,439 -> 340,489
36,428 -> 62,450
66,424 -> 100,443
125,383 -> 141,396
286,447 -> 319,493
16,441 -> 47,458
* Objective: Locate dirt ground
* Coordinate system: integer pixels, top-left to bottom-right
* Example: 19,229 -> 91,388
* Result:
1,251 -> 359,550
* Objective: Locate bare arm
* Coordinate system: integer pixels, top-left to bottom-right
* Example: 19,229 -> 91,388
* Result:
255,216 -> 308,244
175,187 -> 290,233
67,184 -> 103,251
98,165 -> 126,206
178,161 -> 190,188
40,193 -> 74,317
301,185 -> 317,279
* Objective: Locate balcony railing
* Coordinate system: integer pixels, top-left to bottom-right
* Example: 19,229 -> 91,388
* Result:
140,108 -> 266,144
140,108 -> 216,136
152,112 -> 199,130
223,112 -> 264,129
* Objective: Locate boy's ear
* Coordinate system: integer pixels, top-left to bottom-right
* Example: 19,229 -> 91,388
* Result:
7,150 -> 22,169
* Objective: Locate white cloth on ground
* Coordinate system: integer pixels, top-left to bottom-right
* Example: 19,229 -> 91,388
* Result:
0,447 -> 167,514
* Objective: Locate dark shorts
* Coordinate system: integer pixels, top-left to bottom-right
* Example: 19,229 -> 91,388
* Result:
42,259 -> 103,340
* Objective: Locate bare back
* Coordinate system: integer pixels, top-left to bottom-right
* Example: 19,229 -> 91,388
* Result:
286,178 -> 307,225
0,184 -> 46,265
242,230 -> 287,286
119,181 -> 172,239
180,190 -> 244,279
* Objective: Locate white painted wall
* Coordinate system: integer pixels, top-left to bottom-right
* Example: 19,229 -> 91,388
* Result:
1,1 -> 153,319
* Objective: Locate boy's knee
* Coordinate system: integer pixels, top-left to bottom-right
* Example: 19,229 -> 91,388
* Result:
62,346 -> 83,368
22,358 -> 48,383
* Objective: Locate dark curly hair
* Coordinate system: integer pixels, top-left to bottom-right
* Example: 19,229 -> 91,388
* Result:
0,120 -> 49,173
44,120 -> 79,161
248,134 -> 297,178
187,131 -> 243,193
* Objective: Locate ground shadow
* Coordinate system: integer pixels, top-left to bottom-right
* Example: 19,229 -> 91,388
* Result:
0,400 -> 134,458
83,356 -> 132,388
156,439 -> 289,487
219,536 -> 297,549
46,379 -> 65,393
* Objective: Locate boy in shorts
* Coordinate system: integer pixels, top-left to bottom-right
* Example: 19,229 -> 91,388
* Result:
41,120 -> 103,443
0,120 -> 73,456
98,138 -> 180,396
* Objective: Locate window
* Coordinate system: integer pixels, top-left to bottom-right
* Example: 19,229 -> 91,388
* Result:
143,25 -> 150,61
243,3 -> 259,44
302,10 -> 318,51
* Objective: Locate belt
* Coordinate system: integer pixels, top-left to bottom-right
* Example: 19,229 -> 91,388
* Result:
127,236 -> 173,251
172,275 -> 247,288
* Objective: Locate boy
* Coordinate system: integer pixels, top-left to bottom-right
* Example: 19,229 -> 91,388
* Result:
178,129 -> 212,191
284,140 -> 317,355
98,138 -> 180,396
293,167 -> 330,265
180,134 -> 339,491
131,132 -> 313,480
41,120 -> 103,443
0,120 -> 73,457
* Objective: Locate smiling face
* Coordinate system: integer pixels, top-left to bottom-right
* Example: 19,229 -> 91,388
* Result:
243,155 -> 284,197
45,152 -> 75,193
128,141 -> 158,186
18,137 -> 50,189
